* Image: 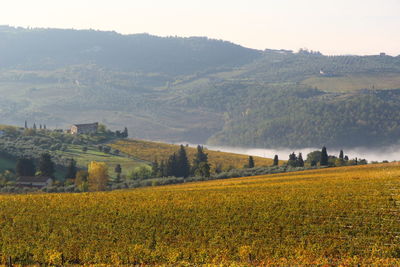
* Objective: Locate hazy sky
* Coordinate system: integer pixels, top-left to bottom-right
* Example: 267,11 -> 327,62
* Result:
1,0 -> 399,55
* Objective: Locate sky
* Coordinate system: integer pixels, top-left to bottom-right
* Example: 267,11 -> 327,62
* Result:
0,0 -> 399,55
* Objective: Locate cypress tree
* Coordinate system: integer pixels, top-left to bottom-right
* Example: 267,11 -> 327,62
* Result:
177,145 -> 190,178
192,145 -> 209,176
248,156 -> 255,168
38,153 -> 55,177
151,160 -> 159,177
166,153 -> 178,177
24,120 -> 28,129
122,127 -> 128,138
273,155 -> 279,166
114,164 -> 122,182
288,152 -> 298,167
320,146 -> 328,166
339,150 -> 344,160
298,153 -> 304,167
65,159 -> 77,179
159,160 -> 166,177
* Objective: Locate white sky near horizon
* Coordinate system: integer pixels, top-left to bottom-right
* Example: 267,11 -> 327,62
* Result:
0,0 -> 399,55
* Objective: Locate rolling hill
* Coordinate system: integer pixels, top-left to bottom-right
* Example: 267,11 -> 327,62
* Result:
0,125 -> 277,180
1,26 -> 400,148
110,139 -> 278,172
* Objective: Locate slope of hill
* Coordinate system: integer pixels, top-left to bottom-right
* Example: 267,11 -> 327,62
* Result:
0,163 -> 399,265
1,26 -> 400,148
0,125 -> 277,181
110,139 -> 277,172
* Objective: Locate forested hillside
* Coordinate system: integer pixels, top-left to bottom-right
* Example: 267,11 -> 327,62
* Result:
1,26 -> 400,148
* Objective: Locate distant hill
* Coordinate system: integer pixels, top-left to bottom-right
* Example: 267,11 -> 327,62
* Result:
1,26 -> 400,148
0,26 -> 261,75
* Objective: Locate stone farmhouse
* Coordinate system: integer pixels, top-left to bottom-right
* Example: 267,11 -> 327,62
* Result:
70,122 -> 99,135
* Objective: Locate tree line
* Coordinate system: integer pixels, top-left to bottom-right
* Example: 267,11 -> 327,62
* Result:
151,145 -> 211,178
287,146 -> 367,167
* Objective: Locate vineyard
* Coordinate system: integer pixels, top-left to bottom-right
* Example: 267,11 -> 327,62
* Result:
0,163 -> 400,265
110,139 -> 276,172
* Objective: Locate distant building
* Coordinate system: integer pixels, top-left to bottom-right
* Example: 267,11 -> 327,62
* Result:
70,122 -> 99,135
16,176 -> 53,188
380,52 -> 386,57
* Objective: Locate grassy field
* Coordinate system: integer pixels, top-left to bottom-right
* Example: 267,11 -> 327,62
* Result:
55,145 -> 148,177
110,139 -> 277,172
0,163 -> 399,265
303,73 -> 400,92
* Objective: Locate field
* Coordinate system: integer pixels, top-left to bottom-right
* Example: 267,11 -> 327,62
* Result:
0,163 -> 399,265
110,139 -> 276,172
303,73 -> 400,92
54,145 -> 148,177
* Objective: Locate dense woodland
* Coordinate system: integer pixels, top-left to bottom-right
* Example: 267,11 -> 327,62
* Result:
1,26 -> 400,148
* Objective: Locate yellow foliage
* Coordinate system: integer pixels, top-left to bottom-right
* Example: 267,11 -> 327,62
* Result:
0,163 -> 399,265
88,161 -> 108,191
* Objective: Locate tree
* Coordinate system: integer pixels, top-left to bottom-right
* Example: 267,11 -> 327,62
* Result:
122,127 -> 128,138
320,146 -> 328,166
38,153 -> 55,177
75,170 -> 89,192
339,150 -> 344,160
273,155 -> 279,166
192,145 -> 210,177
215,163 -> 223,174
159,160 -> 166,177
88,161 -> 108,191
248,156 -> 255,168
16,158 -> 36,176
65,159 -> 77,179
306,151 -> 322,166
298,153 -> 304,167
82,146 -> 88,152
177,145 -> 190,177
128,165 -> 152,180
166,153 -> 178,177
287,152 -> 298,167
33,123 -> 37,130
151,160 -> 159,177
196,162 -> 210,178
24,120 -> 27,129
114,164 -> 122,183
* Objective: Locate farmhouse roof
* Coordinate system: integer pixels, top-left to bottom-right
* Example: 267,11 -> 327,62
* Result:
17,176 -> 52,183
72,122 -> 98,127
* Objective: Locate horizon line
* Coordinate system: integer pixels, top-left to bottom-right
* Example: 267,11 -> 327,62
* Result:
1,24 -> 398,57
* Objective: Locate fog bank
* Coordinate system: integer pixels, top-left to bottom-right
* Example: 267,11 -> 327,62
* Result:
175,143 -> 400,162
